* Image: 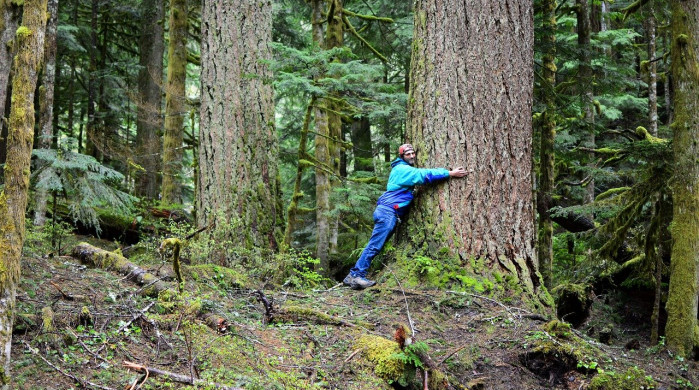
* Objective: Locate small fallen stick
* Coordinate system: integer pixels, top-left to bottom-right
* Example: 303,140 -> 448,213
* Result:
49,281 -> 74,300
116,302 -> 156,334
123,361 -> 244,390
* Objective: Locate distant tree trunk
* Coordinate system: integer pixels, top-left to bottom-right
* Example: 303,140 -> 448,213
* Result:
351,116 -> 374,172
33,0 -> 58,227
85,0 -> 99,158
0,0 -> 48,386
135,0 -> 164,200
577,0 -> 595,208
198,0 -> 281,253
663,32 -> 673,126
646,11 -> 658,136
162,0 -> 187,205
538,0 -> 557,290
665,0 -> 699,358
405,0 -> 549,307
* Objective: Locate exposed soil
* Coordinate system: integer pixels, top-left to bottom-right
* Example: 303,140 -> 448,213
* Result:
10,236 -> 699,389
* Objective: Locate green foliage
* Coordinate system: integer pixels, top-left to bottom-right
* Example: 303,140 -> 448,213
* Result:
588,367 -> 656,390
278,249 -> 329,289
32,142 -> 135,234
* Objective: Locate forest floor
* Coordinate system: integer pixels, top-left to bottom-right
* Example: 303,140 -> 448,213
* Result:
10,234 -> 699,390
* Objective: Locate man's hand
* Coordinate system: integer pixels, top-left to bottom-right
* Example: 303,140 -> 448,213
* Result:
449,167 -> 467,178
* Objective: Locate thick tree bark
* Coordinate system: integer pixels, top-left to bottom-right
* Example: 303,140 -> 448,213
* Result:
135,0 -> 164,200
162,0 -> 187,205
0,0 -> 47,386
538,0 -> 557,290
33,0 -> 59,227
405,0 -> 548,307
665,0 -> 699,358
198,0 -> 282,252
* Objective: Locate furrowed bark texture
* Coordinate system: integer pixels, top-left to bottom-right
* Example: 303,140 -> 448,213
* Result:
162,0 -> 187,205
406,0 -> 546,305
646,12 -> 658,136
33,0 -> 59,227
198,0 -> 281,251
538,0 -> 557,289
135,0 -> 164,200
577,0 -> 595,208
0,0 -> 47,385
665,0 -> 699,358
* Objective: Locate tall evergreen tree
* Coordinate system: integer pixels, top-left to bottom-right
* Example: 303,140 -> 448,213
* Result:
665,0 -> 699,358
0,0 -> 21,164
162,0 -> 186,205
197,0 -> 282,253
0,0 -> 47,385
135,0 -> 164,199
403,0 -> 548,306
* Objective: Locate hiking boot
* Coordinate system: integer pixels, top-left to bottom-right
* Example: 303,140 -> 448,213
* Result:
342,274 -> 355,287
350,276 -> 376,290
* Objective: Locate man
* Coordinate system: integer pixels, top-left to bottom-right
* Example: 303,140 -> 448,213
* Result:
343,144 -> 467,289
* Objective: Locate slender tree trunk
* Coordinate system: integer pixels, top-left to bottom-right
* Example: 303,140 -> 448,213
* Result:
0,0 -> 47,386
198,0 -> 281,253
577,0 -> 595,207
538,0 -> 557,290
647,11 -> 658,136
665,0 -> 699,358
663,32 -> 673,125
33,0 -> 59,227
85,0 -> 99,158
405,0 -> 549,308
284,100 -> 314,249
135,0 -> 164,200
162,0 -> 187,205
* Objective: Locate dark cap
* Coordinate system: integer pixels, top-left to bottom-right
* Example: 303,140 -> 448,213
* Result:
398,144 -> 415,156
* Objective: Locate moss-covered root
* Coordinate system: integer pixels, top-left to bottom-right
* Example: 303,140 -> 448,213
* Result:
270,305 -> 371,328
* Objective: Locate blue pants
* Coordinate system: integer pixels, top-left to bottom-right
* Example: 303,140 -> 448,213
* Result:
350,205 -> 398,278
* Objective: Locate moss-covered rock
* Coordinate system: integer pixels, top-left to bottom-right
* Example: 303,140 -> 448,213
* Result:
355,335 -> 414,386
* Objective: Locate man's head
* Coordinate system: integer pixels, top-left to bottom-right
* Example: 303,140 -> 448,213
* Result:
398,144 -> 416,166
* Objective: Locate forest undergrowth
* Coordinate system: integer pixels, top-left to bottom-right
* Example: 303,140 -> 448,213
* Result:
10,233 -> 699,390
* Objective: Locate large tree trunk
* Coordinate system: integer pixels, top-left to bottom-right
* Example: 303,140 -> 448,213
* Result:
198,0 -> 282,253
85,0 -> 99,159
538,0 -> 557,290
161,0 -> 187,205
351,117 -> 374,172
0,0 -> 47,386
0,0 -> 21,167
665,0 -> 699,358
33,0 -> 59,227
404,0 -> 548,308
135,0 -> 164,200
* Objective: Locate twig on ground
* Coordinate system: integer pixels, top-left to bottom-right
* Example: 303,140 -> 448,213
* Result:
438,344 -> 469,366
67,328 -> 109,364
49,281 -> 74,300
23,341 -> 115,390
343,347 -> 365,363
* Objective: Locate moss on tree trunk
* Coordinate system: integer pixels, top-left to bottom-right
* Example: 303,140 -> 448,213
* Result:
665,0 -> 699,358
0,0 -> 48,386
161,0 -> 187,205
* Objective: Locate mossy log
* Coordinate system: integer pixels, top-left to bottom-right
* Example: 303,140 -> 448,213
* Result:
70,243 -> 228,333
71,242 -> 173,298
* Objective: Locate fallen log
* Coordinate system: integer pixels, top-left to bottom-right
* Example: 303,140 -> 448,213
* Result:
123,361 -> 243,390
71,243 -> 229,333
72,242 -> 174,298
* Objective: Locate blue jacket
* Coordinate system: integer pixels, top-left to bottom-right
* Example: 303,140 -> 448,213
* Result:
376,158 -> 450,216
